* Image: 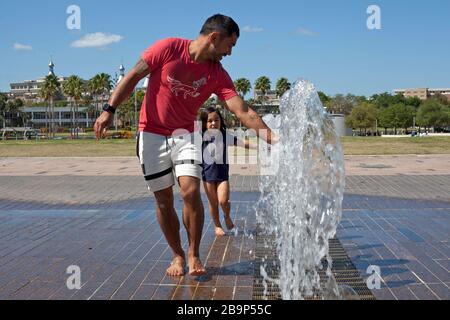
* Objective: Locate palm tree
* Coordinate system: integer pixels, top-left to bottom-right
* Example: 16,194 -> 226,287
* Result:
254,76 -> 271,105
276,77 -> 291,97
88,73 -> 112,119
39,74 -> 61,138
63,75 -> 84,138
234,78 -> 252,99
11,98 -> 30,127
97,73 -> 112,97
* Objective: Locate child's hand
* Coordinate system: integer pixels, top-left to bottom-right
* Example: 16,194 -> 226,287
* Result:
270,134 -> 279,145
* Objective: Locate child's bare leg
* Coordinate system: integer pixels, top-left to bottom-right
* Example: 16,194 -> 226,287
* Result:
203,182 -> 225,236
218,181 -> 234,230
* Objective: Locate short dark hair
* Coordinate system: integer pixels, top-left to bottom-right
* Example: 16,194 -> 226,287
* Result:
200,14 -> 240,38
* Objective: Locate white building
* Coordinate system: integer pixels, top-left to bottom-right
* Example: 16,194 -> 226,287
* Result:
254,89 -> 280,105
9,60 -> 70,103
22,106 -> 95,128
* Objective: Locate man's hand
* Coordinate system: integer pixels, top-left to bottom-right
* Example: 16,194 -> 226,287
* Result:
92,58 -> 150,140
94,111 -> 114,140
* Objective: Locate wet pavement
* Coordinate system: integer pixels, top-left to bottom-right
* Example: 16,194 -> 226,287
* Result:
0,157 -> 449,300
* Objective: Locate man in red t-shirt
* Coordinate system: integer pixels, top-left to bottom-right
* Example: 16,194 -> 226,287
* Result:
94,14 -> 276,277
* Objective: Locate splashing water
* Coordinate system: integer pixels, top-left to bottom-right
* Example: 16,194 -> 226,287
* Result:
256,79 -> 345,300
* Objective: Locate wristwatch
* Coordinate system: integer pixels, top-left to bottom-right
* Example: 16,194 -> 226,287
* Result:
102,103 -> 116,114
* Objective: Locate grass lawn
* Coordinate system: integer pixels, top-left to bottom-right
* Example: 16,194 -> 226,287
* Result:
341,137 -> 450,155
0,136 -> 449,157
0,139 -> 136,157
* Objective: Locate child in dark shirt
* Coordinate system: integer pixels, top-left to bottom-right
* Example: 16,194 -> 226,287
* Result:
200,107 -> 256,236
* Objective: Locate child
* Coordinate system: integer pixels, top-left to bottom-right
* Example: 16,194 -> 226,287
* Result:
200,106 -> 256,237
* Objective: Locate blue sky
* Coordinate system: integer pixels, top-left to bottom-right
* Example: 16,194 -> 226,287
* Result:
1,0 -> 449,97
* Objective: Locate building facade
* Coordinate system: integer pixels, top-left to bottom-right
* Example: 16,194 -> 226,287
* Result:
394,88 -> 450,101
253,89 -> 280,106
21,106 -> 95,128
8,60 -> 71,104
5,61 -> 131,129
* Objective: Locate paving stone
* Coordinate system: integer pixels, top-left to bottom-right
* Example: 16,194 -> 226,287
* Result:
0,171 -> 449,300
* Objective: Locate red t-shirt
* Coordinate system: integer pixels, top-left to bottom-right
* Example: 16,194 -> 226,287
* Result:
139,38 -> 238,136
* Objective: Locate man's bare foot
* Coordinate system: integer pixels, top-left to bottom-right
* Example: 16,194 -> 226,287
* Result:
166,256 -> 186,277
224,215 -> 235,230
215,227 -> 226,237
188,256 -> 207,276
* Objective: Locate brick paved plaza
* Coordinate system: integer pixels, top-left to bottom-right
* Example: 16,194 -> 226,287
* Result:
0,156 -> 449,300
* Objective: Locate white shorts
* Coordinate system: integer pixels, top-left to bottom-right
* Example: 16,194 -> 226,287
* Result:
136,131 -> 203,192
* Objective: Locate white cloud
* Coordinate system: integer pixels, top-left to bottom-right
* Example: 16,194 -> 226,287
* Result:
14,43 -> 32,50
242,26 -> 264,33
71,32 -> 123,48
296,27 -> 318,37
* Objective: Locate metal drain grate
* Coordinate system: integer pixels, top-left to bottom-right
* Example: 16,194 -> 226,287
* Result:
252,232 -> 376,300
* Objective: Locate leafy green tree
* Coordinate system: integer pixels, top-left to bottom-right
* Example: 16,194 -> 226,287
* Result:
417,100 -> 450,130
1,98 -> 29,127
405,96 -> 422,109
370,92 -> 395,110
378,106 -> 393,134
0,93 -> 7,128
117,98 -> 134,129
275,77 -> 291,97
345,102 -> 378,134
30,102 -> 48,107
39,74 -> 61,137
393,93 -> 407,105
325,94 -> 354,115
55,101 -> 68,108
117,90 -> 145,129
390,104 -> 414,134
342,94 -> 366,106
377,103 -> 414,134
406,105 -> 417,131
430,93 -> 450,106
254,76 -> 271,105
135,90 -> 145,107
234,78 -> 252,99
370,92 -> 405,109
0,93 -> 6,105
370,93 -> 391,109
318,91 -> 330,106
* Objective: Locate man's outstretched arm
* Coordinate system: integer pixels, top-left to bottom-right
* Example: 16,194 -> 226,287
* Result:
94,59 -> 150,139
224,95 -> 278,145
